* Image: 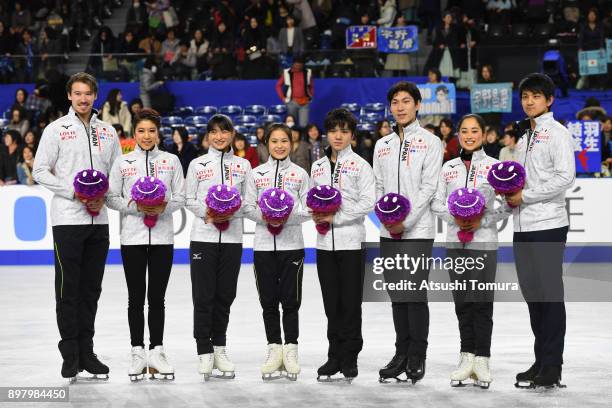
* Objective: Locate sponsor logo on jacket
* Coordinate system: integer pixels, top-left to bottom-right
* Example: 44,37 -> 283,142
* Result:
377,146 -> 392,159
60,130 -> 77,141
121,166 -> 138,177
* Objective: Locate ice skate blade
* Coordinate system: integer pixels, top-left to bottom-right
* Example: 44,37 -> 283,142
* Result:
149,373 -> 175,381
284,372 -> 298,381
201,373 -> 212,382
76,372 -> 109,381
450,380 -> 472,387
379,376 -> 408,384
474,381 -> 491,389
262,372 -> 284,381
535,383 -> 566,392
212,371 -> 235,380
67,377 -> 77,384
129,373 -> 146,382
514,380 -> 535,389
317,375 -> 349,383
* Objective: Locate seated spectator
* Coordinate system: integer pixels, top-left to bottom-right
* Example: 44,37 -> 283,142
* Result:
279,14 -> 304,57
15,29 -> 38,83
499,129 -> 519,161
233,133 -> 259,169
197,132 -> 209,156
23,129 -> 38,154
138,30 -> 162,56
171,40 -> 197,80
117,30 -> 141,81
285,114 -> 297,128
289,126 -> 310,173
88,26 -> 116,76
161,28 -> 180,64
101,89 -> 132,136
11,88 -> 28,112
169,127 -> 198,176
440,117 -> 459,162
16,145 -> 35,185
7,107 -> 30,137
375,119 -> 392,141
129,97 -> 143,122
190,29 -> 210,74
305,123 -> 326,162
209,21 -> 237,79
483,127 -> 501,159
254,126 -> 268,163
0,130 -> 22,185
242,17 -> 270,79
576,97 -> 607,121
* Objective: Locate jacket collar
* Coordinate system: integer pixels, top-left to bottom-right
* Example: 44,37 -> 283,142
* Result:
392,119 -> 421,140
69,106 -> 99,123
267,154 -> 292,170
533,112 -> 554,129
135,143 -> 159,157
208,145 -> 234,158
325,144 -> 353,162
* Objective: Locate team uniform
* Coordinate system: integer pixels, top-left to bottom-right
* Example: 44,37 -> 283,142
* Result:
311,145 -> 375,381
432,148 -> 511,388
185,145 -> 252,379
511,112 -> 575,389
107,144 -> 185,381
373,120 -> 443,383
243,155 -> 310,380
33,107 -> 121,380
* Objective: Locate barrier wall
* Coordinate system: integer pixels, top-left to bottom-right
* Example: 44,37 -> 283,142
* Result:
1,179 -> 610,265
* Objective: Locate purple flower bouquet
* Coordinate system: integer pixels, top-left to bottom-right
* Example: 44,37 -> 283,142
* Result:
131,176 -> 167,228
258,188 -> 294,235
375,193 -> 411,239
205,184 -> 242,231
448,187 -> 486,243
306,185 -> 342,235
73,169 -> 109,216
486,161 -> 526,208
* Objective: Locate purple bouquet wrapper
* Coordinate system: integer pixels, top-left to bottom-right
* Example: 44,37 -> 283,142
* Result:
258,188 -> 294,236
131,176 -> 167,228
205,184 -> 242,231
73,169 -> 109,216
487,161 -> 526,207
448,187 -> 486,243
375,193 -> 411,240
306,185 -> 342,235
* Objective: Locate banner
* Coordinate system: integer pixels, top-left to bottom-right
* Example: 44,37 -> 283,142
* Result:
607,39 -> 612,64
470,82 -> 512,113
416,83 -> 456,115
567,121 -> 602,173
345,26 -> 377,49
377,26 -> 418,53
578,49 -> 608,76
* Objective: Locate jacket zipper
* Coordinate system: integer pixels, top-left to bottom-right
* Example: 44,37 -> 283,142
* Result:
146,150 -> 151,245
273,160 -> 280,252
77,114 -> 94,224
330,159 -> 335,251
219,151 -> 224,244
463,159 -> 472,249
519,129 -> 533,233
397,132 -> 402,194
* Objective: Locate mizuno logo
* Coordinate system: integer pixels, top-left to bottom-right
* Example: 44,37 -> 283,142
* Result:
449,164 -> 460,168
384,140 -> 390,144
125,159 -> 136,164
257,171 -> 269,176
316,162 -> 323,167
192,253 -> 202,260
61,124 -> 72,129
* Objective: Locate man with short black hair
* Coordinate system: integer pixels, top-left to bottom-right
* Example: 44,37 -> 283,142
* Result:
275,56 -> 313,127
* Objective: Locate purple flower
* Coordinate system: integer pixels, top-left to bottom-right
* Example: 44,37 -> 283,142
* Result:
375,193 -> 411,239
73,169 -> 109,216
258,188 -> 295,235
131,176 -> 167,228
205,184 -> 242,231
306,185 -> 342,235
487,161 -> 526,195
448,187 -> 486,243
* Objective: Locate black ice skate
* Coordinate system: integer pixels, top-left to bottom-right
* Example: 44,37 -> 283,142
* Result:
378,354 -> 409,383
341,356 -> 358,384
78,352 -> 110,381
406,356 -> 426,385
533,365 -> 566,391
514,362 -> 540,389
61,352 -> 79,384
316,358 -> 344,383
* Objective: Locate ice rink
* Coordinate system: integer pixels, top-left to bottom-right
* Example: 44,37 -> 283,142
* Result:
0,264 -> 610,408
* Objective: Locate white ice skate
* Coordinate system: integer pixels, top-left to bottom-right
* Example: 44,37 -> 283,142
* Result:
472,356 -> 492,389
198,353 -> 214,382
282,344 -> 300,381
450,352 -> 475,387
261,343 -> 284,381
213,346 -> 235,379
128,346 -> 147,382
148,346 -> 175,380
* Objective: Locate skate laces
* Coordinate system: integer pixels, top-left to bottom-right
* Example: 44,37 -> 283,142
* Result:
286,348 -> 298,361
474,357 -> 489,370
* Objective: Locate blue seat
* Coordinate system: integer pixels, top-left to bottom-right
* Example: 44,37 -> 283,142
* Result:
163,138 -> 174,149
244,104 -> 267,115
268,105 -> 287,115
234,125 -> 250,134
161,116 -> 184,127
234,115 -> 258,125
184,115 -> 209,126
340,103 -> 361,115
219,105 -> 243,116
259,114 -> 282,125
0,118 -> 8,127
248,135 -> 258,146
185,126 -> 198,137
362,112 -> 383,123
195,105 -> 218,116
170,106 -> 194,117
363,102 -> 386,113
160,126 -> 173,139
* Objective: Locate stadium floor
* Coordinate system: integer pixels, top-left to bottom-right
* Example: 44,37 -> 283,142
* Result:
0,264 -> 610,408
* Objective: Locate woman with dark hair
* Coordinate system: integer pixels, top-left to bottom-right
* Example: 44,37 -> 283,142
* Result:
374,119 -> 392,141
0,130 -> 22,185
88,26 -> 116,76
101,89 -> 132,136
12,88 -> 28,111
439,117 -> 459,162
208,22 -> 237,79
483,127 -> 501,159
197,132 -> 209,156
255,126 -> 268,163
242,17 -> 269,79
578,8 -> 606,89
129,98 -> 143,122
170,126 -> 198,176
17,145 -> 35,185
427,67 -> 442,84
424,11 -> 464,82
233,133 -> 259,169
23,129 -> 38,154
185,114 -> 252,380
107,108 -> 185,382
305,123 -> 326,162
478,65 -> 502,129
432,113 -> 510,389
7,107 -> 30,137
243,123 -> 310,380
